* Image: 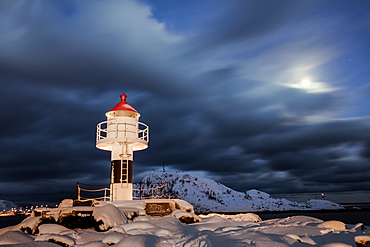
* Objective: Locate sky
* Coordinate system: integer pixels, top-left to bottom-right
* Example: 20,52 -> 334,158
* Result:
0,0 -> 369,205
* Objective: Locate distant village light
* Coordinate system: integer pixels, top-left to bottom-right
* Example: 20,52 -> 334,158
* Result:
96,93 -> 149,201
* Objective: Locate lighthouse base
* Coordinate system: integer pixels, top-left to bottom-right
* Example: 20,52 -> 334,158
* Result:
110,183 -> 133,201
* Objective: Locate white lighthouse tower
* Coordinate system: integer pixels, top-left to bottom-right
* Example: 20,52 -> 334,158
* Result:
96,93 -> 149,201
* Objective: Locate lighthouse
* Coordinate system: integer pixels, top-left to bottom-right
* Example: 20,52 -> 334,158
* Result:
96,93 -> 149,201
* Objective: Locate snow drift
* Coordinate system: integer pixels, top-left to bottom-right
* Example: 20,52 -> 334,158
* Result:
1,212 -> 369,246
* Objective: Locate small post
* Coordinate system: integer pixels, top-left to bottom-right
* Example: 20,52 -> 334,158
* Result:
76,183 -> 81,200
140,182 -> 142,200
167,183 -> 170,199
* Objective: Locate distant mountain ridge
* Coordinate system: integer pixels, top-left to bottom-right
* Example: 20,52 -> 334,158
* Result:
137,171 -> 344,213
0,199 -> 18,212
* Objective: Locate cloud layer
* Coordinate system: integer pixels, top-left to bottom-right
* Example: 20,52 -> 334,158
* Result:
0,0 -> 369,204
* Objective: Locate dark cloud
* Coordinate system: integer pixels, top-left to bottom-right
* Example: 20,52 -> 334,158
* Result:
0,0 -> 369,204
0,0 -> 189,98
360,141 -> 370,160
245,119 -> 370,156
189,1 -> 306,51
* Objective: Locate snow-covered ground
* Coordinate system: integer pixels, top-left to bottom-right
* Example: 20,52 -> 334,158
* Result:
1,171 -> 366,246
137,171 -> 344,213
0,210 -> 369,246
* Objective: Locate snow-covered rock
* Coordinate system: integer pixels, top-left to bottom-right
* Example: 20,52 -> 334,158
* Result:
170,210 -> 200,223
354,235 -> 370,246
0,212 -> 369,246
0,231 -> 34,245
93,204 -> 128,231
317,220 -> 346,231
137,171 -> 344,213
35,233 -> 75,246
202,212 -> 262,222
37,224 -> 74,235
19,216 -> 42,235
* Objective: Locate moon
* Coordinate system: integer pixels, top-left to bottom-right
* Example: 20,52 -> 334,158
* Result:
301,79 -> 311,88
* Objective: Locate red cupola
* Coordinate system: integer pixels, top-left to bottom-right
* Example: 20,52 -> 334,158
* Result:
105,93 -> 140,118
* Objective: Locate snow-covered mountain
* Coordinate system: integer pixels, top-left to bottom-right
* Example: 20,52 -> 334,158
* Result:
136,171 -> 344,213
0,199 -> 18,212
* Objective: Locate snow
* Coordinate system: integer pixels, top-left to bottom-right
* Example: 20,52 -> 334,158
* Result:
317,220 -> 346,231
201,212 -> 262,222
35,234 -> 75,246
19,216 -> 42,235
111,222 -> 158,233
1,171 -> 367,246
354,235 -> 370,246
92,204 -> 128,231
1,207 -> 370,246
0,231 -> 34,244
108,200 -> 146,217
0,242 -> 60,247
137,171 -> 344,213
37,224 -> 75,235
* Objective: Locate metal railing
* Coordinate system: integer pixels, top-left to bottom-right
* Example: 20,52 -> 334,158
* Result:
76,182 -> 171,201
133,182 -> 170,200
76,183 -> 110,201
96,120 -> 149,143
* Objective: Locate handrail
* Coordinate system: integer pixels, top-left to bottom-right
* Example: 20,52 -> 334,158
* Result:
96,120 -> 149,143
132,183 -> 168,191
77,182 -> 170,201
77,183 -> 110,201
133,182 -> 170,200
133,194 -> 169,199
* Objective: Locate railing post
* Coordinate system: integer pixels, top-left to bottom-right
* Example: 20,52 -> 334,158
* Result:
96,124 -> 99,142
77,183 -> 81,200
140,182 -> 142,200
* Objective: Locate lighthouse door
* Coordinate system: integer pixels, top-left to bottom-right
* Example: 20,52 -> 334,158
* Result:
111,160 -> 132,184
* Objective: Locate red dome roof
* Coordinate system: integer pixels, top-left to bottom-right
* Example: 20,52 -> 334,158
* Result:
106,93 -> 139,115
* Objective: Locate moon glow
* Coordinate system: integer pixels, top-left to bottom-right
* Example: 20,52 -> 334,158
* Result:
301,79 -> 312,88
